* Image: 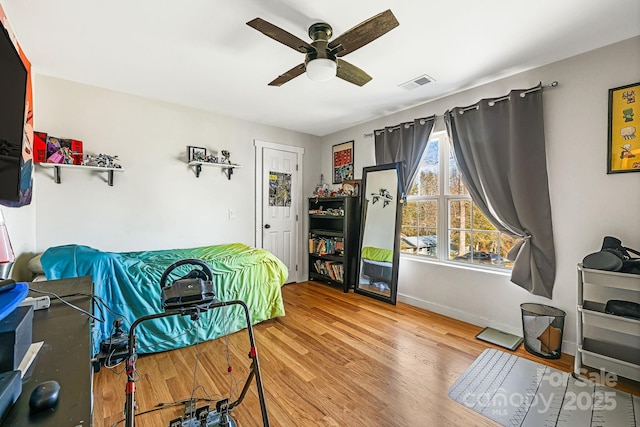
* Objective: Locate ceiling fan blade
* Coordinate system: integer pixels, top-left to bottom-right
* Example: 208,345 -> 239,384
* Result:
336,59 -> 372,87
247,18 -> 313,54
328,10 -> 399,57
268,63 -> 306,86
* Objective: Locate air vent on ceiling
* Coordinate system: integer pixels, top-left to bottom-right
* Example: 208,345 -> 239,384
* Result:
399,74 -> 435,91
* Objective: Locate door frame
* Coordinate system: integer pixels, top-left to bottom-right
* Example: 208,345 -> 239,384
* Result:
254,139 -> 305,283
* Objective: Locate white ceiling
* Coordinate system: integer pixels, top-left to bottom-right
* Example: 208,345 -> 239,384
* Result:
2,0 -> 639,136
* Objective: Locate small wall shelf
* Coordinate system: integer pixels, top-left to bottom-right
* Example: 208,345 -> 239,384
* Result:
188,161 -> 242,180
38,163 -> 124,186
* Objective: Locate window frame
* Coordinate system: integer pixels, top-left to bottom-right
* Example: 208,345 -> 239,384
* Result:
401,130 -> 511,271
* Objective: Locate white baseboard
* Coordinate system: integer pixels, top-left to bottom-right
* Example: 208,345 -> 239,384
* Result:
397,292 -> 576,357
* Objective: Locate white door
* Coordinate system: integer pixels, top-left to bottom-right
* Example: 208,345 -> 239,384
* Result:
260,146 -> 300,283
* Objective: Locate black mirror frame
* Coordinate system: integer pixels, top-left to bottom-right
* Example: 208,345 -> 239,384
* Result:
354,162 -> 403,305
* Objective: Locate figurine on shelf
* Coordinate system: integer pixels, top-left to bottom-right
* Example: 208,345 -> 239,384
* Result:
312,174 -> 329,197
203,154 -> 218,163
83,153 -> 122,168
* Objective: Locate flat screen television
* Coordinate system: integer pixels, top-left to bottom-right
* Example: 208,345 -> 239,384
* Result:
0,22 -> 27,202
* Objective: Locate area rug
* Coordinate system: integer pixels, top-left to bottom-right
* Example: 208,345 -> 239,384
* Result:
448,349 -> 639,426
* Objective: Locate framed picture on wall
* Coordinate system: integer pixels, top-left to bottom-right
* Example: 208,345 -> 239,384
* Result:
607,82 -> 639,174
187,146 -> 206,162
332,141 -> 354,184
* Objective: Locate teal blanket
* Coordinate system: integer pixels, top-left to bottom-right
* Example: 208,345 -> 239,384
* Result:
41,243 -> 287,355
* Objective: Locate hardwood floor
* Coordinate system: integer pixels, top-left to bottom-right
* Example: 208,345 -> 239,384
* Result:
93,281 -> 640,426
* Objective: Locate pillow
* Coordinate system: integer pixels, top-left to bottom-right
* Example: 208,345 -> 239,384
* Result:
538,325 -> 562,354
27,253 -> 45,274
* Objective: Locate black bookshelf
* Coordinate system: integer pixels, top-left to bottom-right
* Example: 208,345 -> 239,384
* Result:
308,196 -> 360,292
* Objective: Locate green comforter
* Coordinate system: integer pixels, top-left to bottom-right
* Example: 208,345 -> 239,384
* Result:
41,243 -> 287,355
361,246 -> 394,263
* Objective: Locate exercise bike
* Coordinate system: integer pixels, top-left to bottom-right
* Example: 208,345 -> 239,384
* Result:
122,258 -> 270,427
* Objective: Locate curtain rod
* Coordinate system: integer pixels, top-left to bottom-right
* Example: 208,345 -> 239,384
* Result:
457,80 -> 558,113
363,81 -> 558,138
366,115 -> 436,137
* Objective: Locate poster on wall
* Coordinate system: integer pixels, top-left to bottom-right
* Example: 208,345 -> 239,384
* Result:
607,82 -> 639,174
332,141 -> 354,184
0,6 -> 33,207
269,171 -> 291,206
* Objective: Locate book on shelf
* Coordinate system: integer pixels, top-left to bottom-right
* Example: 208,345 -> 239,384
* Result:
308,236 -> 344,256
312,259 -> 344,283
325,261 -> 336,280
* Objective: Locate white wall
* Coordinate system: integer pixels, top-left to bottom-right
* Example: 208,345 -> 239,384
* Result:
0,204 -> 36,279
28,75 -> 321,255
319,36 -> 640,353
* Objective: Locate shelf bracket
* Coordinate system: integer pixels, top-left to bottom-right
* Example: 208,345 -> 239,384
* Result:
224,167 -> 234,180
190,162 -> 237,180
39,163 -> 121,186
53,165 -> 61,184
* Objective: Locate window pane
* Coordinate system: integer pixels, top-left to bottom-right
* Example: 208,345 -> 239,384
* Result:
401,227 -> 437,256
409,180 -> 419,196
471,203 -> 497,231
471,231 -> 499,254
401,226 -> 419,254
449,199 -> 471,229
451,231 -> 492,265
421,200 -> 437,227
403,201 -> 419,227
417,139 -> 439,196
449,230 -> 470,259
403,200 -> 437,228
450,230 -> 510,266
449,150 -> 468,195
499,234 -> 518,268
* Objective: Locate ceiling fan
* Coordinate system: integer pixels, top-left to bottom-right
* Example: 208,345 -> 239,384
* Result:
247,9 -> 399,87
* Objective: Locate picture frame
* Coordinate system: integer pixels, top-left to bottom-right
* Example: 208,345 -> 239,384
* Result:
187,146 -> 206,162
607,82 -> 639,174
341,179 -> 361,197
332,141 -> 354,184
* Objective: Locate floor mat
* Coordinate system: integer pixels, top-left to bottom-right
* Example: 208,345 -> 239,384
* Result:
448,349 -> 639,426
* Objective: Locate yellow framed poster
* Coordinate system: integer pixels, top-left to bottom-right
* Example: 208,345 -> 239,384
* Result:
608,82 -> 639,173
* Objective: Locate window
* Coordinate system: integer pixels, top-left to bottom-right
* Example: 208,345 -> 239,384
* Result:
400,131 -> 516,268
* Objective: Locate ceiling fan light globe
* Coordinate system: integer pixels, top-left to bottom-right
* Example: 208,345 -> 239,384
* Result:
306,58 -> 336,82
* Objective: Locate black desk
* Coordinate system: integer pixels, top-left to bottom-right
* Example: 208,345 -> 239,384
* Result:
2,276 -> 93,426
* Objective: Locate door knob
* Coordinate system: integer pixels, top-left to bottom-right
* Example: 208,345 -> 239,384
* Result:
264,224 -> 271,229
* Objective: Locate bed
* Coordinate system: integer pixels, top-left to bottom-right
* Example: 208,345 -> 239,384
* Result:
39,243 -> 287,355
360,246 -> 393,286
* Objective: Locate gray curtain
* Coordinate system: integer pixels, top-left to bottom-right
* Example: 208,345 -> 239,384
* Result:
374,116 -> 435,198
444,84 -> 556,298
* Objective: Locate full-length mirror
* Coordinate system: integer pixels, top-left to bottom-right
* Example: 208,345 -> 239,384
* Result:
355,162 -> 403,304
